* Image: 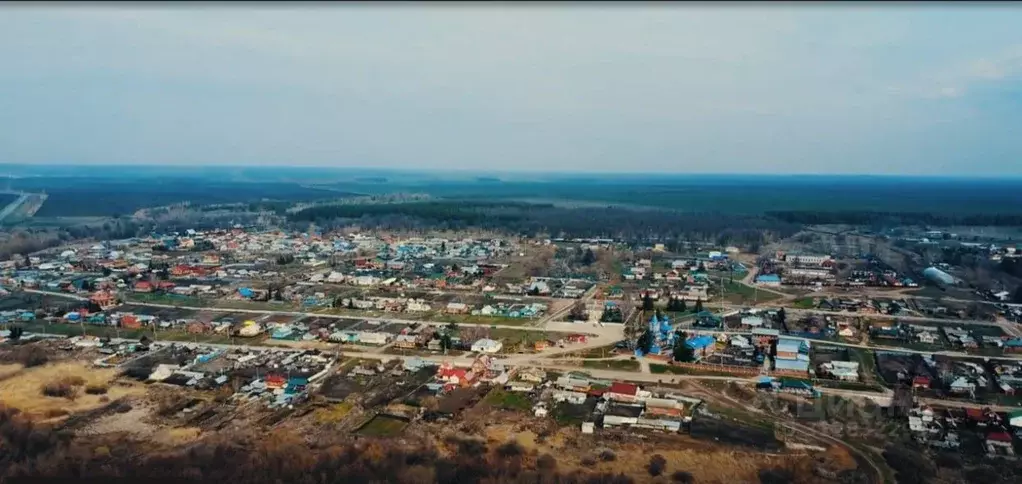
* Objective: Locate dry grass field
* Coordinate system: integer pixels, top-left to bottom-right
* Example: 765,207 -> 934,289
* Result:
0,363 -> 23,380
0,362 -> 144,420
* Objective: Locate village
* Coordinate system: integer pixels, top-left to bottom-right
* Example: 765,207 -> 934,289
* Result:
3,226 -> 1022,482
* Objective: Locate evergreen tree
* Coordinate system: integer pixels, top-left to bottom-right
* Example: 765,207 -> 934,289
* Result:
642,292 -> 654,311
678,299 -> 687,313
637,330 -> 654,355
346,298 -> 355,310
581,248 -> 597,266
9,326 -> 23,341
777,307 -> 787,326
1014,285 -> 1022,304
694,298 -> 703,313
672,332 -> 694,362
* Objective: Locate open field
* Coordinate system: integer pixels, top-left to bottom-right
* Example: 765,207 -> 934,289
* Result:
427,312 -> 538,327
721,280 -> 782,305
581,359 -> 640,371
354,414 -> 408,437
0,363 -> 23,380
481,388 -> 533,411
0,362 -> 144,420
649,363 -> 750,377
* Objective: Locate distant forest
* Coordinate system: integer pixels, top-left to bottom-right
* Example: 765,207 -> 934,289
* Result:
767,210 -> 1022,227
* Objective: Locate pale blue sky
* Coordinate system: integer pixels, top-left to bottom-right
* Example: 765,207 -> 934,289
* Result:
1,3 -> 1021,175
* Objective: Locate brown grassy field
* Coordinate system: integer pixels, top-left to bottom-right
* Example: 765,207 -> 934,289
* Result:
0,363 -> 23,380
479,423 -> 819,483
0,362 -> 144,420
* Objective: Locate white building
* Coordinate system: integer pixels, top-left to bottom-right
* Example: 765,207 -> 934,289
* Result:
552,390 -> 587,404
357,331 -> 392,345
471,338 -> 503,354
405,300 -> 431,312
787,254 -> 832,266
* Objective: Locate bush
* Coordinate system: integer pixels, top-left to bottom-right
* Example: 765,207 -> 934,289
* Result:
496,441 -> 524,458
758,467 -> 794,484
934,452 -> 962,469
85,385 -> 108,395
599,449 -> 617,462
41,376 -> 85,400
114,402 -> 133,413
7,344 -> 49,367
648,454 -> 667,477
671,471 -> 695,483
537,453 -> 557,472
44,408 -> 69,418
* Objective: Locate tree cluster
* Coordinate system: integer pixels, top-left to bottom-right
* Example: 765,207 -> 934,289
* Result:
0,406 -> 646,484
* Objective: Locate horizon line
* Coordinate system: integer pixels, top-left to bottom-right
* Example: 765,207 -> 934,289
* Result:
0,162 -> 1019,180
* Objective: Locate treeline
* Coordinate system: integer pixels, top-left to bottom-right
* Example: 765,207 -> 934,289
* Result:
0,405 -> 643,484
767,210 -> 1022,227
288,201 -> 800,245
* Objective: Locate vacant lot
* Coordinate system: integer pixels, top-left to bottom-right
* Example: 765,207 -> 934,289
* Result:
0,362 -> 144,419
581,359 -> 640,372
482,388 -> 533,411
721,281 -> 782,305
355,414 -> 408,437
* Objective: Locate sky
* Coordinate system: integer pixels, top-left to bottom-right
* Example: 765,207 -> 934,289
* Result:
1,3 -> 1021,176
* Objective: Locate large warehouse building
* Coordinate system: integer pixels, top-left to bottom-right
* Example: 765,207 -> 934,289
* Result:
922,266 -> 955,286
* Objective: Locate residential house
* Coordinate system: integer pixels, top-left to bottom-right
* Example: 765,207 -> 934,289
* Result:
605,382 -> 640,403
471,338 -> 503,354
986,432 -> 1015,456
446,302 -> 470,314
603,403 -> 644,427
949,376 -> 976,395
357,331 -> 391,346
394,334 -> 418,349
517,367 -> 547,383
553,390 -> 587,404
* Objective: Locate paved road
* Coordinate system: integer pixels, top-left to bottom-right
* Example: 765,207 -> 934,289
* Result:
0,193 -> 29,224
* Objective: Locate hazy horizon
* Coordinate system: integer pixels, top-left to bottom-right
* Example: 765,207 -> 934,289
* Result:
2,4 -> 1022,176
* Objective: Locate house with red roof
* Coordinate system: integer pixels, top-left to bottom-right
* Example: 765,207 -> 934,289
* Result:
911,376 -> 931,390
265,374 -> 287,390
436,363 -> 477,390
133,281 -> 154,293
985,431 -> 1015,456
605,382 -> 640,403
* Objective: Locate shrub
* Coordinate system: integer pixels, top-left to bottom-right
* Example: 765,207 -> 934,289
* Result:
41,377 -> 83,400
599,449 -> 617,462
537,453 -> 557,472
671,471 -> 695,483
580,456 -> 597,468
44,408 -> 69,418
648,454 -> 667,477
496,440 -> 524,458
934,452 -> 962,469
758,467 -> 795,484
85,385 -> 108,395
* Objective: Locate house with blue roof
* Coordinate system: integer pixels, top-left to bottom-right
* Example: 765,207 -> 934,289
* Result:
685,335 -> 716,359
774,337 -> 811,373
755,274 -> 782,286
